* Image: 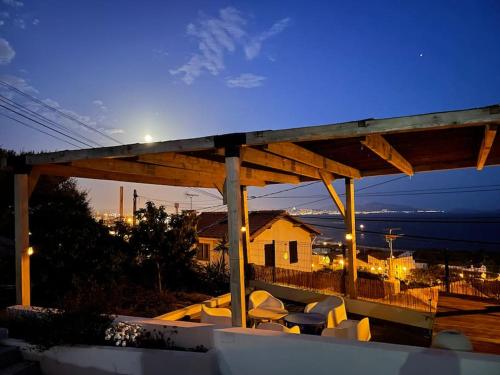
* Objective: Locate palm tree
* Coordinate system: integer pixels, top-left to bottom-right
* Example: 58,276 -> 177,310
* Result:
213,235 -> 229,273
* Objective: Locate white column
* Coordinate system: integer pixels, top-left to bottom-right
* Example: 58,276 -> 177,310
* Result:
225,155 -> 247,327
345,178 -> 358,299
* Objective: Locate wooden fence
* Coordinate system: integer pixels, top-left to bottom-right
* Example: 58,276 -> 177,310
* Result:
249,265 -> 438,312
439,277 -> 500,300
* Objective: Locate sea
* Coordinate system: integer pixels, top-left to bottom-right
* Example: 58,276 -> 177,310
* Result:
299,212 -> 500,253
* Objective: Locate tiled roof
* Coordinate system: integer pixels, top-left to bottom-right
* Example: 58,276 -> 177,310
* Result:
197,210 -> 320,240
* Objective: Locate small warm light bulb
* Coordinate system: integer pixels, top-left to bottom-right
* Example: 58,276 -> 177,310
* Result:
345,233 -> 353,241
339,259 -> 344,266
370,266 -> 375,272
283,252 -> 288,260
240,226 -> 246,232
27,246 -> 34,256
144,134 -> 153,143
359,224 -> 365,230
459,273 -> 464,278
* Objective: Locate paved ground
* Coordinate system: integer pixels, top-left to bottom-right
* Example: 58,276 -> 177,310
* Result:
433,294 -> 500,355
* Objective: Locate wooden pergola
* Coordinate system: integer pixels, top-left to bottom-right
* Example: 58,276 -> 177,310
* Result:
13,104 -> 500,327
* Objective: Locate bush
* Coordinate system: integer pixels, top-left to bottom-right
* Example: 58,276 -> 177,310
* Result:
196,262 -> 230,296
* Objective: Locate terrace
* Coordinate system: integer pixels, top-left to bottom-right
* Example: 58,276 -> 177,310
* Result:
3,104 -> 500,374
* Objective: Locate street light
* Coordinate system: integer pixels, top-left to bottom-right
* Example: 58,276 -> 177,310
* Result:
345,233 -> 353,241
27,246 -> 34,256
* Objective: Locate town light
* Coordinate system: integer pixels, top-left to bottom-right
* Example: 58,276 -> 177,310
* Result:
345,233 -> 353,241
359,224 -> 365,230
323,241 -> 327,246
283,252 -> 289,260
27,246 -> 34,256
481,272 -> 486,279
402,266 -> 407,271
459,273 -> 464,278
339,259 -> 344,266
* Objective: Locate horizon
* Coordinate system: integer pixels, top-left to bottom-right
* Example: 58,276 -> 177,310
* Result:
0,0 -> 499,213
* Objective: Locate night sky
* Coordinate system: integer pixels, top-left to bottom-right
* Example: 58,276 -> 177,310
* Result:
0,0 -> 499,214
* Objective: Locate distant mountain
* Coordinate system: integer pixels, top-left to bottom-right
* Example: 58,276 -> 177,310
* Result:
358,201 -> 419,212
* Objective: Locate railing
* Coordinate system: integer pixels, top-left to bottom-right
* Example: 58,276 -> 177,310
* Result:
438,276 -> 500,300
249,264 -> 438,312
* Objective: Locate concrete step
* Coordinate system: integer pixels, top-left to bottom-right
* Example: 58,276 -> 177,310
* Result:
0,347 -> 21,369
0,361 -> 40,375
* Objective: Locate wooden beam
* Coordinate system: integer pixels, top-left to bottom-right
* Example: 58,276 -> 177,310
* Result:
361,134 -> 414,176
345,178 -> 357,299
225,155 -> 247,327
245,105 -> 500,145
240,147 -> 323,179
14,174 -> 30,306
33,164 -> 228,188
319,171 -> 345,218
138,153 -> 301,184
477,125 -> 497,170
25,105 -> 500,166
265,142 -> 360,178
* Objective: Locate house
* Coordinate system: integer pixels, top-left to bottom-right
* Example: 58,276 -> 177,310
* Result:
196,210 -> 320,272
357,249 -> 416,279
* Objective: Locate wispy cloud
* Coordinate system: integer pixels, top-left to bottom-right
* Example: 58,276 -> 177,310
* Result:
244,18 -> 290,60
32,18 -> 39,26
2,0 -> 23,8
0,38 -> 15,64
170,7 -> 289,84
226,73 -> 266,88
92,99 -> 108,112
13,17 -> 26,29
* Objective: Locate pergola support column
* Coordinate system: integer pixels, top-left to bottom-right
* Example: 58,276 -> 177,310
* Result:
241,186 -> 250,286
225,151 -> 247,327
14,174 -> 31,306
345,178 -> 358,299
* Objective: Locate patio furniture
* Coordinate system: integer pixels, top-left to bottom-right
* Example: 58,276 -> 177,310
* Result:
304,295 -> 347,328
200,304 -> 232,329
248,290 -> 288,325
257,322 -> 300,334
321,317 -> 371,341
432,330 -> 473,351
284,312 -> 326,335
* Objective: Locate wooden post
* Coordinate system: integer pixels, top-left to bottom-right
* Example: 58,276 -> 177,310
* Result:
345,178 -> 358,299
14,174 -> 30,306
225,154 -> 247,327
241,186 -> 250,286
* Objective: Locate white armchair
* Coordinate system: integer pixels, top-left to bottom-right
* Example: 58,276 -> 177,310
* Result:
321,317 -> 371,342
304,295 -> 346,328
257,322 -> 300,334
200,304 -> 232,329
249,290 -> 285,310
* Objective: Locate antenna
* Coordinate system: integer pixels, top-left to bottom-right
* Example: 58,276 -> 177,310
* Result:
185,192 -> 199,210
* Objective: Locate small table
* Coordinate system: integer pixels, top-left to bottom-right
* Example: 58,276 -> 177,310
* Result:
284,312 -> 326,335
248,307 -> 288,325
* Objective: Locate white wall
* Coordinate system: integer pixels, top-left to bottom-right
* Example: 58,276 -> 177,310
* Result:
214,328 -> 500,375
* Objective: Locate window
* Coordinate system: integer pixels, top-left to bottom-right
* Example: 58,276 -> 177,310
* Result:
289,241 -> 298,264
196,243 -> 210,261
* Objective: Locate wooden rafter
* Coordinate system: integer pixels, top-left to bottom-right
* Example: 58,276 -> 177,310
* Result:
240,147 -> 323,179
319,171 -> 345,218
361,134 -> 414,176
32,164 -> 229,188
477,125 -> 497,170
138,152 -> 301,184
264,142 -> 360,178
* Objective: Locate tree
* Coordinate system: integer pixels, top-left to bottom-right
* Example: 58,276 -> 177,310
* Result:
0,149 -> 130,307
129,202 -> 199,292
213,235 -> 229,273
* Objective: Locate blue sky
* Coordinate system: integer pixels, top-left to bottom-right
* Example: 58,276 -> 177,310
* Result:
0,0 -> 499,213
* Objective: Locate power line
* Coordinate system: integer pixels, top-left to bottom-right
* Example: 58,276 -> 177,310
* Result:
0,111 -> 82,148
0,94 -> 103,147
307,222 -> 500,246
0,103 -> 95,147
0,80 -> 123,145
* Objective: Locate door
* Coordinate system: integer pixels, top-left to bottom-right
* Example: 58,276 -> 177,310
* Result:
264,242 -> 276,268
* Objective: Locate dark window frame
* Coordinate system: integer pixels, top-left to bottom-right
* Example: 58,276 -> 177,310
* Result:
289,241 -> 298,264
196,243 -> 210,261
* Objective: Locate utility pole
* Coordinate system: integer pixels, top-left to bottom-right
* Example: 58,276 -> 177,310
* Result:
185,192 -> 199,210
119,186 -> 124,221
385,228 -> 401,280
132,189 -> 137,226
